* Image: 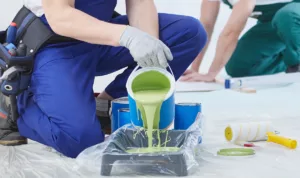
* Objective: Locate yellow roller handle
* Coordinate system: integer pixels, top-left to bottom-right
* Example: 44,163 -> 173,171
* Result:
267,132 -> 297,149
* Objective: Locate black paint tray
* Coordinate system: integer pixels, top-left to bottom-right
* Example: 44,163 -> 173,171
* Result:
100,128 -> 190,176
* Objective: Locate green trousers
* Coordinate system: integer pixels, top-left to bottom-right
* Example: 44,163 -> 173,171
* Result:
225,3 -> 300,77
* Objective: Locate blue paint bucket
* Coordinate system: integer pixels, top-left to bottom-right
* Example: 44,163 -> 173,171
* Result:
110,97 -> 129,132
118,108 -> 131,128
174,103 -> 201,130
126,66 -> 175,130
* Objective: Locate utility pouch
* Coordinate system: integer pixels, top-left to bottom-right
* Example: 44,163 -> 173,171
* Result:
0,6 -> 121,121
0,6 -> 76,121
0,6 -> 76,96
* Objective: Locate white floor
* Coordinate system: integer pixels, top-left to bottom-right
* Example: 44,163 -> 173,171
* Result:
1,83 -> 300,178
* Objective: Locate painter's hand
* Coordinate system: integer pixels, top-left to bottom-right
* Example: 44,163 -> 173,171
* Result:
180,72 -> 215,82
119,26 -> 173,68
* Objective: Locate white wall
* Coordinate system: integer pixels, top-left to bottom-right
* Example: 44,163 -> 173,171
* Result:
1,0 -> 257,92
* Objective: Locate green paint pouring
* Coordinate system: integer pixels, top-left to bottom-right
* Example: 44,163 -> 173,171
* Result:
128,70 -> 178,153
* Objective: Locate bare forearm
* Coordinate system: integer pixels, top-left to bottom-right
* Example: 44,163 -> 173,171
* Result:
208,33 -> 238,75
191,0 -> 220,72
43,1 -> 126,46
126,0 -> 159,38
191,25 -> 213,71
207,0 -> 255,77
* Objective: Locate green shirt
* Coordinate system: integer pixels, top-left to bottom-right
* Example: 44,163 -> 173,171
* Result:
222,0 -> 300,21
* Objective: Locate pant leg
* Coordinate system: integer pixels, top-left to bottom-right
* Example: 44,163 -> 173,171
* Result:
272,2 -> 300,67
225,22 -> 286,77
17,42 -> 105,158
96,13 -> 207,99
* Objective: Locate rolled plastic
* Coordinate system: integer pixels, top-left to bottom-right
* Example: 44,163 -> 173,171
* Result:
225,121 -> 275,142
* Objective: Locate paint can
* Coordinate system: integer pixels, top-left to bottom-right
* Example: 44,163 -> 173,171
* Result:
110,97 -> 129,133
174,103 -> 201,130
118,108 -> 131,128
126,66 -> 175,130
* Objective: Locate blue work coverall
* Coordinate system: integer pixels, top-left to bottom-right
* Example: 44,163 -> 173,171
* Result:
16,0 -> 207,158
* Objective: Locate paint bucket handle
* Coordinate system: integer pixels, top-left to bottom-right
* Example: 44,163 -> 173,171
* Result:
131,64 -> 174,77
167,64 -> 175,77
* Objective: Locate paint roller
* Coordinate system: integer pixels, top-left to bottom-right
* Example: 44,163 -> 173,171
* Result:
224,121 -> 297,149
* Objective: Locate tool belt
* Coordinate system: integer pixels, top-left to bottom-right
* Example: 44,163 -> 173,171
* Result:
0,6 -> 120,121
0,6 -> 77,96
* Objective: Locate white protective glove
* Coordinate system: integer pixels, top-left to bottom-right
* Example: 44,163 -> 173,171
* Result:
119,26 -> 173,68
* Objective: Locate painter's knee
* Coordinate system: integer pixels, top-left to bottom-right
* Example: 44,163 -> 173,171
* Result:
225,64 -> 236,77
53,121 -> 105,158
225,60 -> 243,78
178,16 -> 207,49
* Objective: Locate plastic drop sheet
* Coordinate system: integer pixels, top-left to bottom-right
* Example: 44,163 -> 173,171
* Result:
75,116 -> 204,177
1,83 -> 300,178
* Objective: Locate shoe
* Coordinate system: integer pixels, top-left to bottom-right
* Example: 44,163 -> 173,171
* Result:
286,64 -> 300,73
0,92 -> 27,146
96,98 -> 111,135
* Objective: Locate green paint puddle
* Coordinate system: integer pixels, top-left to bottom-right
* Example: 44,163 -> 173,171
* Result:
128,70 -> 179,153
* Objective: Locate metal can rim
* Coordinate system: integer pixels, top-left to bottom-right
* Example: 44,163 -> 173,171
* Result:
118,108 -> 130,112
112,97 -> 129,104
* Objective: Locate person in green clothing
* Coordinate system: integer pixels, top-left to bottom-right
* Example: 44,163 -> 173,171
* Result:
181,0 -> 300,82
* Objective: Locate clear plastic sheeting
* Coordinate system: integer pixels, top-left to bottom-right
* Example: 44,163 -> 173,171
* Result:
1,83 -> 300,178
0,141 -> 76,178
75,116 -> 204,177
